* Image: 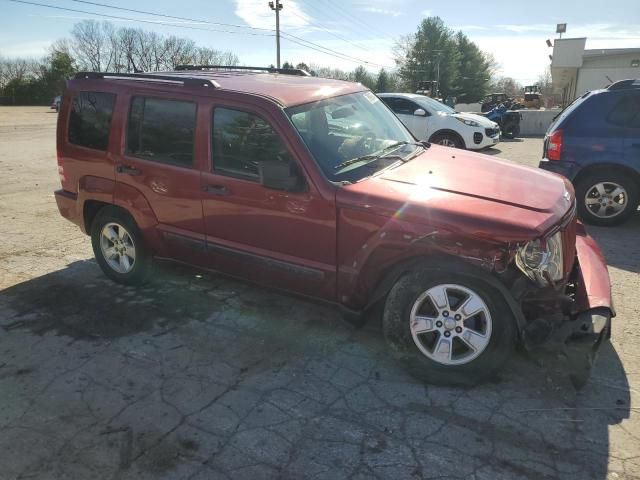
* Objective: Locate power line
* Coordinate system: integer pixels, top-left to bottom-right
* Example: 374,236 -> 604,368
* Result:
298,0 -> 395,44
280,35 -> 387,68
7,0 -> 274,36
70,0 -> 274,32
284,7 -> 370,53
279,26 -> 393,68
7,0 -> 393,69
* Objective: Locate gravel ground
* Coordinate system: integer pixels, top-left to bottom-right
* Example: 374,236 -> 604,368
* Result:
0,107 -> 638,480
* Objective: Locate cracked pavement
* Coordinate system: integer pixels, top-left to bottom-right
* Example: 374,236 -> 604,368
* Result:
0,107 -> 639,480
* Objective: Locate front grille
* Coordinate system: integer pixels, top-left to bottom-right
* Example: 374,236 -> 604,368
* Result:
485,127 -> 499,137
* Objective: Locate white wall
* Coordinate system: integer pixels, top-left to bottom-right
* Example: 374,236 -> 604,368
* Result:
551,38 -> 587,68
575,53 -> 640,95
518,110 -> 560,136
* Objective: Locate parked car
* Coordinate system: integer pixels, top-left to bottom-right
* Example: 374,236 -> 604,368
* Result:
378,93 -> 500,150
50,95 -> 61,112
54,67 -> 612,386
540,79 -> 640,226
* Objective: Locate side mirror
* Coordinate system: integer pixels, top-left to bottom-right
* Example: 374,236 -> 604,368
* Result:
258,161 -> 304,191
414,108 -> 427,117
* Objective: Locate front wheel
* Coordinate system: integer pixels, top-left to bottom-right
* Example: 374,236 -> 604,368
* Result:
575,172 -> 639,226
383,268 -> 516,386
430,132 -> 465,149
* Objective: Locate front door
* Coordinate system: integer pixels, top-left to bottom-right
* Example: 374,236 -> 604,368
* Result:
114,93 -> 205,264
201,104 -> 337,299
382,97 -> 429,140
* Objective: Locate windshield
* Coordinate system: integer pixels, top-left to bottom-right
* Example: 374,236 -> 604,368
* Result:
417,96 -> 456,114
286,91 -> 418,182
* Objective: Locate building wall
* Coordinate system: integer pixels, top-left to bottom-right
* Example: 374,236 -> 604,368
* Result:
576,53 -> 640,95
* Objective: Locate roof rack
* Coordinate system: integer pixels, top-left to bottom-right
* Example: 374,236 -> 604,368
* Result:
607,79 -> 640,90
174,65 -> 310,77
74,71 -> 221,88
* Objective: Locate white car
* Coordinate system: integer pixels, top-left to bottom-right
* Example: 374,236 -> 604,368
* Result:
378,93 -> 500,150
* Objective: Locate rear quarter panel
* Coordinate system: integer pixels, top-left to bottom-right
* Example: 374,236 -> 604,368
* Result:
561,93 -> 625,170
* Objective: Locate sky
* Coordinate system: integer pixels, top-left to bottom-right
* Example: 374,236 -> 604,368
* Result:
1,0 -> 639,84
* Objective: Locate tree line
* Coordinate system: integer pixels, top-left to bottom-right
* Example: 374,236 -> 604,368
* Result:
1,16 -> 543,106
0,20 -> 239,105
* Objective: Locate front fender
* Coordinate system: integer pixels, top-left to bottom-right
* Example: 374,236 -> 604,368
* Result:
337,207 -> 511,310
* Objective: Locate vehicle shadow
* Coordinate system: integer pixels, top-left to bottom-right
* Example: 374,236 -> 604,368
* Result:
0,259 -> 631,478
586,213 -> 640,273
483,147 -> 502,155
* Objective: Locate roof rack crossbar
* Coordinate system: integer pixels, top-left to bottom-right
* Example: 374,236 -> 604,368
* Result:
74,71 -> 221,88
175,65 -> 310,77
607,79 -> 640,90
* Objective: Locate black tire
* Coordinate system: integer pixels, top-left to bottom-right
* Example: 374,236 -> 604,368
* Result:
575,171 -> 639,226
430,132 -> 465,149
503,123 -> 519,139
383,267 -> 517,386
90,206 -> 152,285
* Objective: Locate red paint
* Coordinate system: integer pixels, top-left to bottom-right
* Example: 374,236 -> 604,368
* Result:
54,72 -> 613,320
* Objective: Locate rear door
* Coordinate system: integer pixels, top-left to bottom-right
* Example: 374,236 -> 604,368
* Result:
113,93 -> 205,264
607,93 -> 640,167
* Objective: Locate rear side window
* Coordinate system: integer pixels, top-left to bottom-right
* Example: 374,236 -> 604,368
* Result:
547,92 -> 590,133
127,97 -> 196,167
68,91 -> 116,150
212,107 -> 295,180
608,95 -> 640,128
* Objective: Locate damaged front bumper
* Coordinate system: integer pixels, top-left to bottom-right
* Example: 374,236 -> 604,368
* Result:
522,224 -> 614,387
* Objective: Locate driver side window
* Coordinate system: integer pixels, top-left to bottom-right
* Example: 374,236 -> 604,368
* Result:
382,97 -> 421,115
212,107 -> 295,180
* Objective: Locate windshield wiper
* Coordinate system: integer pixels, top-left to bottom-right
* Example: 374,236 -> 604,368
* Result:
334,141 -> 423,171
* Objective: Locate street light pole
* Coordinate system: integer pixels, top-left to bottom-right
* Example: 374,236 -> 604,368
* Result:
268,0 -> 283,68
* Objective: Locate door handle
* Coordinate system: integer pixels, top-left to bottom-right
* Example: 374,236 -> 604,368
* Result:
631,143 -> 640,149
203,184 -> 229,195
117,165 -> 141,176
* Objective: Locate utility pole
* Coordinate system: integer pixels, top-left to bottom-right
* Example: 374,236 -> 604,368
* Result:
268,0 -> 283,68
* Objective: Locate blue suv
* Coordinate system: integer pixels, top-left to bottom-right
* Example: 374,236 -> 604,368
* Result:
539,79 -> 640,226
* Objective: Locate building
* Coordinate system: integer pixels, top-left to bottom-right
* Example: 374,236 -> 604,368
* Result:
550,38 -> 640,105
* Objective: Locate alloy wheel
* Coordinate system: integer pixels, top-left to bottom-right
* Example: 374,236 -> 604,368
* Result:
410,284 -> 492,366
99,222 -> 136,274
438,138 -> 457,147
584,182 -> 628,219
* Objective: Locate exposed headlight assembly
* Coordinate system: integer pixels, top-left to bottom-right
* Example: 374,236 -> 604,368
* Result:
515,231 -> 564,286
454,116 -> 480,127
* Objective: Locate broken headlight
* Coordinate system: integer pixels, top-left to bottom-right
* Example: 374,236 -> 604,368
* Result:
515,231 -> 564,287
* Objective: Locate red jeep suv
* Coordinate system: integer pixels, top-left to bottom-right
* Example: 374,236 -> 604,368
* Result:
55,66 -> 613,386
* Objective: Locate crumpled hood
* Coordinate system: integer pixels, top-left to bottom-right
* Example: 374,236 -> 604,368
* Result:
337,145 -> 574,243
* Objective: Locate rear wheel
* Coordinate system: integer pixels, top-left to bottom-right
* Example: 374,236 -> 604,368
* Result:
575,171 -> 639,226
90,207 -> 152,285
383,268 -> 516,386
503,123 -> 519,139
430,132 -> 465,149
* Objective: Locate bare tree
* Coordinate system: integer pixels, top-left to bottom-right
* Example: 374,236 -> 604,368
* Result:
70,20 -> 113,71
0,56 -> 38,88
